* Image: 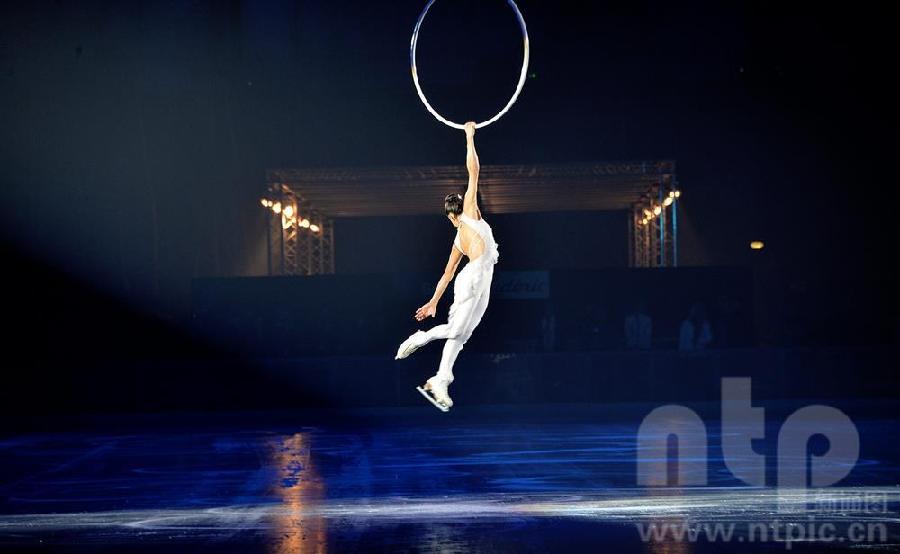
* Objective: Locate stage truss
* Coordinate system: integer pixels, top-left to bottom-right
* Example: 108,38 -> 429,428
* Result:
265,162 -> 679,275
263,184 -> 334,276
628,172 -> 680,268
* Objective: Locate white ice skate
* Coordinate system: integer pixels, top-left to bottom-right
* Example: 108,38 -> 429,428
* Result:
395,330 -> 427,360
416,378 -> 453,412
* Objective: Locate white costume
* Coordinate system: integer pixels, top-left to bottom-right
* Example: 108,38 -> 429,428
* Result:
396,213 -> 499,408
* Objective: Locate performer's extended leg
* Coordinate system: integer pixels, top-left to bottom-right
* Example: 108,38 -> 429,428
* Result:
434,286 -> 490,384
399,262 -> 493,411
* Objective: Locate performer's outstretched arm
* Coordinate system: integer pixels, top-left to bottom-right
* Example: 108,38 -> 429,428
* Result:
463,121 -> 480,219
415,246 -> 464,321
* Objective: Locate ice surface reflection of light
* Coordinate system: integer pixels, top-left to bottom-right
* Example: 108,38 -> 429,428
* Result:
1,487 -> 897,535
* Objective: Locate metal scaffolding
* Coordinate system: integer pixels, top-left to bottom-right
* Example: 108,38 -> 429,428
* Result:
265,161 -> 678,274
264,184 -> 335,276
628,174 -> 680,268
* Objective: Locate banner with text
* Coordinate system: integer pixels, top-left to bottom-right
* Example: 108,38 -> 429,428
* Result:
493,271 -> 550,299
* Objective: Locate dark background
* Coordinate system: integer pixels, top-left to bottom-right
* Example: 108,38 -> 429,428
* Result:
1,1 -> 897,417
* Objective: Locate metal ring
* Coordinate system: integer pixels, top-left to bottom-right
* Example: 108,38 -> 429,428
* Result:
410,0 -> 530,130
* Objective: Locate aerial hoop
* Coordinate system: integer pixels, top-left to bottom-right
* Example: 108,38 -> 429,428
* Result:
410,0 -> 530,130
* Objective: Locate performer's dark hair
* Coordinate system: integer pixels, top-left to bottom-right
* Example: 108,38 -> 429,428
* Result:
444,193 -> 464,215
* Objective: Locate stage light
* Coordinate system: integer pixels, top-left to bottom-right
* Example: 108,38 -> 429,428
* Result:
663,197 -> 674,207
300,219 -> 310,228
273,202 -> 282,214
260,198 -> 269,207
310,224 -> 320,233
668,191 -> 676,198
282,215 -> 295,230
643,209 -> 652,218
750,240 -> 765,250
284,205 -> 294,218
653,206 -> 662,216
674,190 -> 681,198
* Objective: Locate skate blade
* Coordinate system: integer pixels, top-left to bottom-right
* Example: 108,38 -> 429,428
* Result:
416,386 -> 449,412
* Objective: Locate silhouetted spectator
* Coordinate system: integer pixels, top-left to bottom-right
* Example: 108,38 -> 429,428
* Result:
540,301 -> 556,352
585,302 -> 606,350
679,303 -> 713,352
624,299 -> 653,350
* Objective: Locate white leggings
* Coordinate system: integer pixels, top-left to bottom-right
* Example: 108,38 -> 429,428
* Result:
417,263 -> 493,384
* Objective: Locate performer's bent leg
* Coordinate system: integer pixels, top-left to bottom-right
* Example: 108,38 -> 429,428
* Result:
421,323 -> 450,342
401,323 -> 447,348
415,289 -> 480,345
395,292 -> 478,359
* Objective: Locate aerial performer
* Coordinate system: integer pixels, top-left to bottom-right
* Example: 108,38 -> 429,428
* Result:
395,0 -> 529,411
395,122 -> 498,411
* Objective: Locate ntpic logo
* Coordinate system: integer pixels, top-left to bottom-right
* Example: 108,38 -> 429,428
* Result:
633,378 -> 889,548
637,377 -> 860,495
